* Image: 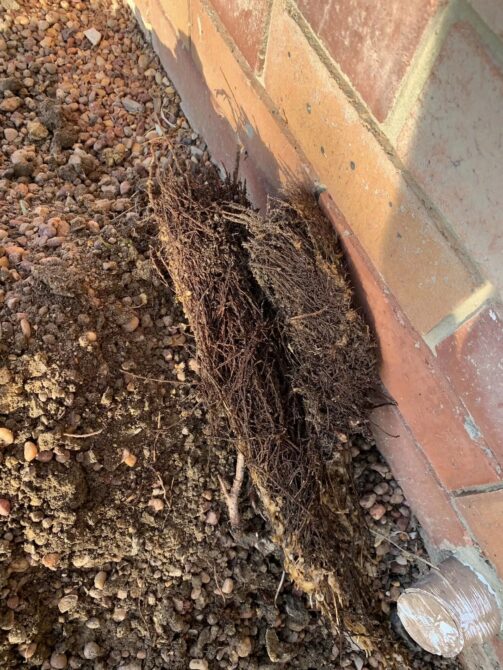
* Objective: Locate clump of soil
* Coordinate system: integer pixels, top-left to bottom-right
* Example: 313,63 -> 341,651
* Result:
0,0 -> 459,668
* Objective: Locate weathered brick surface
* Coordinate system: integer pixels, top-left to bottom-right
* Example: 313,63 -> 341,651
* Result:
208,0 -> 270,70
470,0 -> 503,38
146,0 -> 241,182
397,22 -> 503,296
320,194 -> 500,492
135,0 -> 189,44
295,0 -> 442,121
437,306 -> 503,466
168,0 -> 190,38
189,0 -> 311,206
456,489 -> 503,579
372,405 -> 470,549
264,6 -> 482,335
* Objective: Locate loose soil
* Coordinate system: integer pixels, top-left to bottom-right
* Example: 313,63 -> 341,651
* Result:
0,0 -> 459,668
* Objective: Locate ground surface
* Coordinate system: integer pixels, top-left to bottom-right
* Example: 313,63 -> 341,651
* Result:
0,1 -> 459,668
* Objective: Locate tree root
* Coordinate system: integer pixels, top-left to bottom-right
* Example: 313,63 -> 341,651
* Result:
218,451 -> 245,528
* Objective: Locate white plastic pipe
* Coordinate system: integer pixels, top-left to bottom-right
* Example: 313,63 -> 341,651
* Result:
397,557 -> 501,657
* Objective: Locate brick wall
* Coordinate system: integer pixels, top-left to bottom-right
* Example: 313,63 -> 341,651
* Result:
130,0 -> 503,663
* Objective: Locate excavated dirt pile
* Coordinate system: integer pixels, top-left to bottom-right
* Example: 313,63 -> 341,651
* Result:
0,0 -> 460,668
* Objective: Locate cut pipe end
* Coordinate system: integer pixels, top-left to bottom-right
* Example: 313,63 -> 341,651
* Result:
397,558 -> 501,657
397,590 -> 463,657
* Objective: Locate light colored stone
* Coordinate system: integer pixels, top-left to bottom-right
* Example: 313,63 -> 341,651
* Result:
41,553 -> 61,569
0,97 -> 21,112
0,427 -> 14,445
24,441 -> 38,462
58,594 -> 78,613
94,571 -> 107,590
83,641 -> 102,660
236,636 -> 252,658
27,120 -> 49,141
189,661 -> 208,670
4,128 -> 18,142
221,578 -> 234,595
122,98 -> 144,114
84,28 -> 102,46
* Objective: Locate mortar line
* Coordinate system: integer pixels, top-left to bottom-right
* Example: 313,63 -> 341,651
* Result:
382,0 -> 458,144
384,0 -> 503,142
453,481 -> 503,498
458,0 -> 503,68
423,281 -> 497,353
286,0 -> 379,129
255,0 -> 275,79
286,0 -> 485,287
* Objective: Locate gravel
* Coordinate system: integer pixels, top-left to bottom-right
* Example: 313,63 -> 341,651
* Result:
0,0 -> 460,669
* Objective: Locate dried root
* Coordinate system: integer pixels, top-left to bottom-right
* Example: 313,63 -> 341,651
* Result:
149,141 -> 413,668
218,451 -> 245,528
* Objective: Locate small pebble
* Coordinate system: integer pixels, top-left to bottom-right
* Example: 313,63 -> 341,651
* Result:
19,643 -> 38,660
122,450 -> 137,467
58,594 -> 78,613
205,510 -> 218,525
0,427 -> 14,446
94,571 -> 107,590
236,636 -> 252,658
20,318 -> 31,339
37,450 -> 54,462
122,315 -> 140,333
189,661 -> 208,670
221,578 -> 234,595
112,608 -> 127,622
24,441 -> 38,462
84,28 -> 102,46
79,331 -> 97,347
359,493 -> 376,509
41,553 -> 61,570
85,618 -> 101,630
50,652 -> 68,669
6,595 -> 19,609
148,498 -> 164,512
83,641 -> 102,660
369,503 -> 387,521
0,498 -> 11,517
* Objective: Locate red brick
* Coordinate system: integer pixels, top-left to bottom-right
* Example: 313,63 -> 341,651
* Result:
189,0 -> 312,205
138,0 -> 189,41
320,193 -> 501,491
208,0 -> 271,71
372,405 -> 470,549
295,0 -> 442,121
264,6 -> 482,335
397,23 -> 503,296
148,6 -> 240,175
164,0 -> 190,39
144,0 -> 270,208
437,306 -> 503,466
456,489 -> 503,579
